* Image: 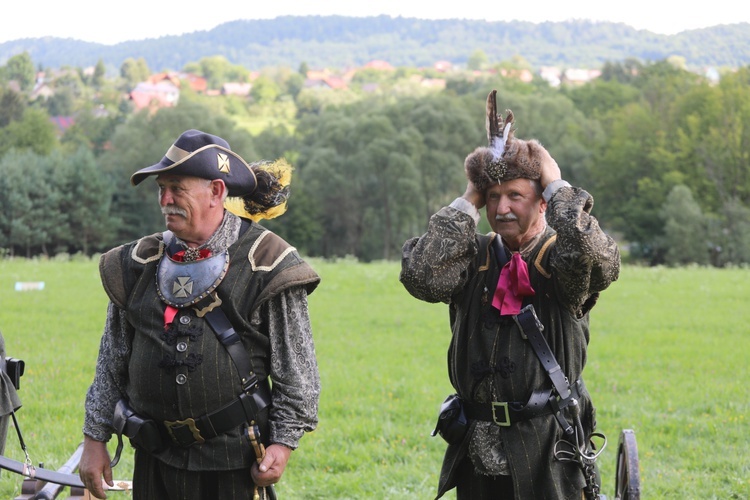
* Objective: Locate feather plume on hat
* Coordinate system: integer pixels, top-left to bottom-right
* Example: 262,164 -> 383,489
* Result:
465,90 -> 554,191
224,158 -> 293,222
130,129 -> 294,222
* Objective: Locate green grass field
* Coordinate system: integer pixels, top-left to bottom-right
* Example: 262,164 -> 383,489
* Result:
0,258 -> 748,499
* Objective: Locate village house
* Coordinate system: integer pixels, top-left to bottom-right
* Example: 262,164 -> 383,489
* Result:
304,69 -> 349,90
221,82 -> 252,96
148,71 -> 207,93
433,61 -> 453,72
562,68 -> 602,85
129,80 -> 180,111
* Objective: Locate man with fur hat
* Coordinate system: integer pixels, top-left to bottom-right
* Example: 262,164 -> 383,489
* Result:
79,129 -> 321,499
400,91 -> 620,499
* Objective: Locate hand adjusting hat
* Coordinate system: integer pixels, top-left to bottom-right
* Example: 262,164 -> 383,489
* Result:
464,90 -> 556,191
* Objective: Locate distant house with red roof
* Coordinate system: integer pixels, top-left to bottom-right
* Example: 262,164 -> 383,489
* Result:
363,60 -> 395,71
321,76 -> 348,90
304,69 -> 349,90
182,73 -> 208,93
434,61 -> 453,72
148,72 -> 181,87
147,71 -> 207,93
130,81 -> 180,111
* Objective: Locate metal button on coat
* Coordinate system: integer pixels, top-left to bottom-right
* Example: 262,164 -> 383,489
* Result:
179,316 -> 191,325
176,342 -> 188,352
176,374 -> 187,385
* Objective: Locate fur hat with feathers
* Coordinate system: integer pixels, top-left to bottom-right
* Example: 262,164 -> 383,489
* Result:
464,90 -> 555,192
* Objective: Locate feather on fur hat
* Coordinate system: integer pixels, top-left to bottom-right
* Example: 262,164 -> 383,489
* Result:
465,90 -> 555,192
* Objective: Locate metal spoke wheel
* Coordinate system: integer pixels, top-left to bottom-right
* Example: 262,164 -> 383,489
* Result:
614,429 -> 640,500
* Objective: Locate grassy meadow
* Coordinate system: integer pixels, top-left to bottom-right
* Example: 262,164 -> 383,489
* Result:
0,258 -> 748,499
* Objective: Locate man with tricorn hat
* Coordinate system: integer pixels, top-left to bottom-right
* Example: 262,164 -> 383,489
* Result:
400,91 -> 620,499
79,129 -> 321,499
0,329 -> 22,468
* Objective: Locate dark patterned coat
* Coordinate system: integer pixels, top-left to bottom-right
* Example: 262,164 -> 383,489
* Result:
400,186 -> 620,500
87,218 -> 320,471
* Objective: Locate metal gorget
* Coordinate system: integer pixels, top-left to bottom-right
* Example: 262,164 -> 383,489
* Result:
157,251 -> 229,307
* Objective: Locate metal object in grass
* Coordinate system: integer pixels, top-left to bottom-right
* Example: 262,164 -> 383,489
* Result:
0,358 -> 128,498
614,429 -> 640,500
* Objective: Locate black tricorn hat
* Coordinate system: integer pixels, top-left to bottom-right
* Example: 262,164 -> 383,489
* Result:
130,129 -> 257,197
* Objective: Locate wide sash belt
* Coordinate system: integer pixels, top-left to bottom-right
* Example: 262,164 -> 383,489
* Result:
162,379 -> 271,447
463,389 -> 553,426
463,380 -> 584,427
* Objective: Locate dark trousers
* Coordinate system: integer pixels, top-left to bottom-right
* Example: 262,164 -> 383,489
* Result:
132,449 -> 258,500
455,458 -> 515,500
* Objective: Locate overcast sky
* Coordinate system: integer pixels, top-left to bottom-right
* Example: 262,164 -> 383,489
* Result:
2,0 -> 749,45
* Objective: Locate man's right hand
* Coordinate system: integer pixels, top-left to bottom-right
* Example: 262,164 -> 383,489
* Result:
462,181 -> 485,210
79,436 -> 114,499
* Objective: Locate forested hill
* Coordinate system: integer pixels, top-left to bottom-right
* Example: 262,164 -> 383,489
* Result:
2,16 -> 750,72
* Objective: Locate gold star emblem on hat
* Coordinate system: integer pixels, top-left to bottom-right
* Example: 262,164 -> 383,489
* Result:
217,153 -> 231,173
173,276 -> 194,298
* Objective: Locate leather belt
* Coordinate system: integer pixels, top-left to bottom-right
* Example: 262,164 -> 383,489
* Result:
163,379 -> 271,447
514,305 -> 572,400
463,380 -> 584,427
463,388 -> 554,426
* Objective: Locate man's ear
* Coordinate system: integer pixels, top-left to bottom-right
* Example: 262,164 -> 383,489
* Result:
539,198 -> 548,214
210,179 -> 227,206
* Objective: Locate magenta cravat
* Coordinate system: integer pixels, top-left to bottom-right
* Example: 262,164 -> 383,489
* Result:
492,252 -> 535,315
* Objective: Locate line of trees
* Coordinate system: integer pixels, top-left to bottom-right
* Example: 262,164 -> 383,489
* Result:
4,17 -> 750,74
2,52 -> 750,266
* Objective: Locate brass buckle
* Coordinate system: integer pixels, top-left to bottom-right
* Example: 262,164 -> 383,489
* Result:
492,402 -> 511,427
164,417 -> 205,444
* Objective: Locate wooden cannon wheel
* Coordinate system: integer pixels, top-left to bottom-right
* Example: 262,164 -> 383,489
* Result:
614,429 -> 640,500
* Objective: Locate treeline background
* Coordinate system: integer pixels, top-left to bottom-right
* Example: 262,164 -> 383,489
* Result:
1,16 -> 750,266
3,16 -> 750,71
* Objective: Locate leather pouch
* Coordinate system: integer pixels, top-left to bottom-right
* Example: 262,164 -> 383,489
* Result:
113,399 -> 167,454
431,394 -> 469,444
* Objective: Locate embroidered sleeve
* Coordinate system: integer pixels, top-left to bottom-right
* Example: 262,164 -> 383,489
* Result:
545,186 -> 621,313
400,206 -> 479,304
83,302 -> 132,442
263,287 -> 320,449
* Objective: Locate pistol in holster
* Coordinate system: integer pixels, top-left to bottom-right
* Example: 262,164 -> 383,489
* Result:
113,398 -> 167,455
4,357 -> 25,390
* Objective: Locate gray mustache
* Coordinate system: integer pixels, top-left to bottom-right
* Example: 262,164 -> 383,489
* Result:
495,214 -> 518,222
162,206 -> 187,217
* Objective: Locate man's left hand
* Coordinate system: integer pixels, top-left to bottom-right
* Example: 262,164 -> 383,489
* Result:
251,444 -> 292,487
539,149 -> 562,190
